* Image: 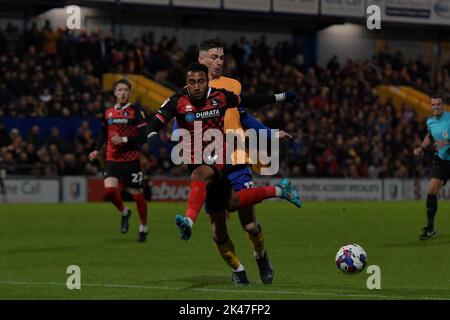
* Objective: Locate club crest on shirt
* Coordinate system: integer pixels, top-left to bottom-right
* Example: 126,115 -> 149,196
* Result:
211,99 -> 219,106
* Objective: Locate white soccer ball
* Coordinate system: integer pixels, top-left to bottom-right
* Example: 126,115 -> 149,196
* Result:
335,244 -> 367,275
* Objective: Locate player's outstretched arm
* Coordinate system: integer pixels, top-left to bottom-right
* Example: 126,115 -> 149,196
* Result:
146,115 -> 166,145
413,133 -> 431,157
146,95 -> 179,146
238,91 -> 299,109
221,88 -> 298,111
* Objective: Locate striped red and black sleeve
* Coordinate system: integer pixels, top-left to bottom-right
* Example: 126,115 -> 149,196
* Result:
134,105 -> 148,129
156,95 -> 179,124
147,94 -> 180,138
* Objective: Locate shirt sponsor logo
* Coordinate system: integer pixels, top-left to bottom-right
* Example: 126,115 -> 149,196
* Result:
196,109 -> 220,119
185,109 -> 220,122
108,118 -> 129,125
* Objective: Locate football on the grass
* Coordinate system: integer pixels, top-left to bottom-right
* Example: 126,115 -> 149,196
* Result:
335,244 -> 367,274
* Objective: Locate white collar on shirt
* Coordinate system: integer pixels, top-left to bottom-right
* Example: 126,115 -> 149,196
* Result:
114,103 -> 131,110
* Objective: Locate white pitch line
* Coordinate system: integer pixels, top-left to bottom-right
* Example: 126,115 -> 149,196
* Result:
0,280 -> 448,300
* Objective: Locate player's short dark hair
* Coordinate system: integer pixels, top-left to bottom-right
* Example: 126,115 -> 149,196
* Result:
199,38 -> 224,52
186,62 -> 209,78
113,79 -> 132,91
431,93 -> 444,102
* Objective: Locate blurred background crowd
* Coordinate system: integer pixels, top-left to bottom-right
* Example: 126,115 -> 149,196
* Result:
0,21 -> 442,179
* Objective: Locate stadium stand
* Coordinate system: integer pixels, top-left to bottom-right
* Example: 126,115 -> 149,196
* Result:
0,22 -> 444,179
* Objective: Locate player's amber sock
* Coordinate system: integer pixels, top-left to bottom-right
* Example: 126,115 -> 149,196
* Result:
105,187 -> 125,213
236,187 -> 276,207
132,193 -> 148,225
185,180 -> 207,224
214,237 -> 242,271
247,227 -> 265,259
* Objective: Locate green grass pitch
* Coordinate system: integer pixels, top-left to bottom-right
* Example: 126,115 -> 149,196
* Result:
0,201 -> 449,300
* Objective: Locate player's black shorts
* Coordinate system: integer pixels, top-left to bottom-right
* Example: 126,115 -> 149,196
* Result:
104,160 -> 144,189
431,156 -> 450,184
188,164 -> 232,214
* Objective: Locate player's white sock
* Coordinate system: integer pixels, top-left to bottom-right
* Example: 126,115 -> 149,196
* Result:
254,249 -> 266,260
186,217 -> 194,228
139,224 -> 148,233
233,264 -> 245,272
121,208 -> 129,216
275,187 -> 282,197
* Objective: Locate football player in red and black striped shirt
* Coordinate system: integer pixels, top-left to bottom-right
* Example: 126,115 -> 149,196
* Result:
146,63 -> 302,243
89,79 -> 149,242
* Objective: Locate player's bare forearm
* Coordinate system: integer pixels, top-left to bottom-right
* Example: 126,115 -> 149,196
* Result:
420,134 -> 431,149
413,134 -> 431,156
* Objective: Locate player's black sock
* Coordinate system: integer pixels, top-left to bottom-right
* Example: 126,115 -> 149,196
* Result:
426,194 -> 437,232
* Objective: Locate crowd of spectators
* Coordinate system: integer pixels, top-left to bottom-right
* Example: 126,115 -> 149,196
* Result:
0,121 -> 100,176
0,21 -> 443,178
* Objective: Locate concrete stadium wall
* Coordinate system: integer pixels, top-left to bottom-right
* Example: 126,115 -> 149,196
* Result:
317,23 -> 375,66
